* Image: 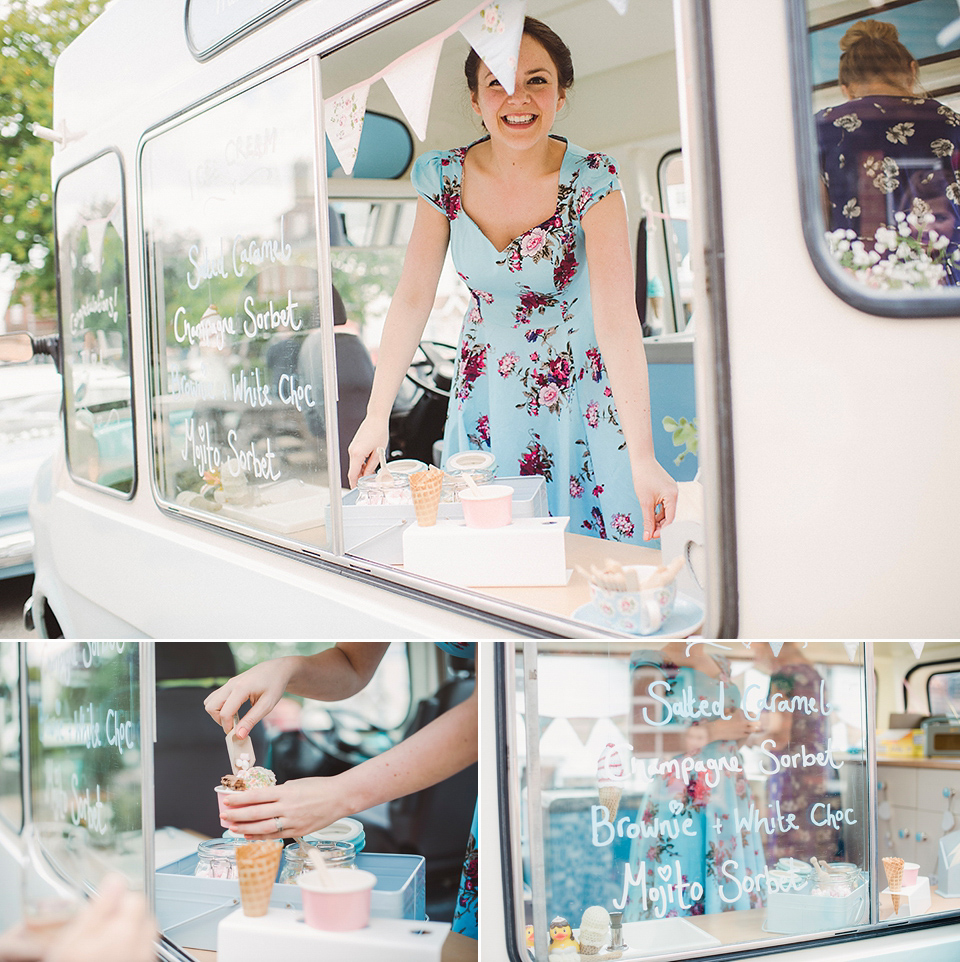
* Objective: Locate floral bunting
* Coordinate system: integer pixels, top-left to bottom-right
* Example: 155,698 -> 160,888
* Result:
909,641 -> 925,659
768,642 -> 785,657
83,201 -> 122,274
843,642 -> 860,662
605,0 -> 629,14
325,86 -> 370,176
383,38 -> 444,143
323,0 -> 525,170
459,0 -> 527,95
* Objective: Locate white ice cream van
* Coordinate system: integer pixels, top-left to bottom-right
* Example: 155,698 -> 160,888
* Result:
1,0 -> 959,638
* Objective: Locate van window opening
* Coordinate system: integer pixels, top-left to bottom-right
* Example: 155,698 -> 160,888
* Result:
501,642 -> 960,962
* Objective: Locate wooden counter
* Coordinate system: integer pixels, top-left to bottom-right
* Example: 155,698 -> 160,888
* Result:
479,533 -> 663,620
682,891 -> 960,947
877,755 -> 960,770
183,930 -> 476,962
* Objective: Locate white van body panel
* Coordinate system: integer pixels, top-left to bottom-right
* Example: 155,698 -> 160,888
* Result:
692,0 -> 960,637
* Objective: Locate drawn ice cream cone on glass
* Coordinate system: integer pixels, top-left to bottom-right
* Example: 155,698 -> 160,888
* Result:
597,742 -> 626,822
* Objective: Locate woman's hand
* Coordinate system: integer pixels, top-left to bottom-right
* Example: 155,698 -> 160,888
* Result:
705,711 -> 761,744
346,416 -> 390,489
204,657 -> 299,737
220,778 -> 349,839
0,924 -> 44,962
632,455 -> 679,541
45,875 -> 156,962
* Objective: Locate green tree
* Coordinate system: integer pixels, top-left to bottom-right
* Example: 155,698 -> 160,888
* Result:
1,0 -> 106,315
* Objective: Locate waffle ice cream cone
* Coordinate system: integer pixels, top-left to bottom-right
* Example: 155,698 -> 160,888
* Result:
577,906 -> 610,956
883,856 -> 904,913
235,840 -> 283,917
597,742 -> 627,821
409,467 -> 444,527
598,786 -> 622,822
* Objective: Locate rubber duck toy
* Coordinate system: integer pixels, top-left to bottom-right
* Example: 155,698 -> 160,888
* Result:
526,924 -> 535,950
548,916 -> 580,962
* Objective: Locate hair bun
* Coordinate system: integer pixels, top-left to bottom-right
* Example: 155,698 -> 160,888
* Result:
840,18 -> 900,51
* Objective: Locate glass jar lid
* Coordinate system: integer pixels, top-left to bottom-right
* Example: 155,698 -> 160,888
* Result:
282,839 -> 356,868
198,838 -> 247,860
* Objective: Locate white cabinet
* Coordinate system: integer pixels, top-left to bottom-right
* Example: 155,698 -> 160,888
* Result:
880,763 -> 960,880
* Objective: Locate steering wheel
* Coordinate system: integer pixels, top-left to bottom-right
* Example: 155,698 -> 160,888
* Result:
405,340 -> 456,399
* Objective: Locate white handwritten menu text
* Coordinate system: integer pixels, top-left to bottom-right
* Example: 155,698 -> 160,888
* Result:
592,651 -> 867,922
27,643 -> 145,890
141,61 -> 331,539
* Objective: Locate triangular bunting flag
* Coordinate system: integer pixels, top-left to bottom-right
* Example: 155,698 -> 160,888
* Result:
325,85 -> 370,176
909,641 -> 925,658
460,0 -> 526,95
605,0 -> 629,13
768,642 -> 785,657
383,38 -> 443,142
84,217 -> 109,274
843,642 -> 860,662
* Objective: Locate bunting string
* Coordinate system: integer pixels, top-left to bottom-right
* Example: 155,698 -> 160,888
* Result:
324,0 -> 629,175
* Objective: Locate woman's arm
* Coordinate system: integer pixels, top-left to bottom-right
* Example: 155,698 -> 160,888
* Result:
221,684 -> 478,838
205,643 -> 391,737
583,191 -> 678,539
347,197 -> 450,487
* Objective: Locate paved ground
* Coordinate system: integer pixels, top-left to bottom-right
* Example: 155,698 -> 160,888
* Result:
0,575 -> 35,638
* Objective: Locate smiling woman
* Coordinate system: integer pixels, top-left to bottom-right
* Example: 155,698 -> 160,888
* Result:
348,16 -> 679,548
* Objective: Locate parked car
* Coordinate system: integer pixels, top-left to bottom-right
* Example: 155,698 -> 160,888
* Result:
0,360 -> 62,579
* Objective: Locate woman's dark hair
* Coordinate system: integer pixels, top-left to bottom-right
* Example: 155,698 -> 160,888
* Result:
464,16 -> 574,94
838,19 -> 916,90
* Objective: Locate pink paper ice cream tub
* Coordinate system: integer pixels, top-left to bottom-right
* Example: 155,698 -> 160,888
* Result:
297,868 -> 377,931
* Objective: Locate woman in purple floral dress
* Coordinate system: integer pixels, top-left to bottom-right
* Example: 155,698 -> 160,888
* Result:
347,17 -> 677,544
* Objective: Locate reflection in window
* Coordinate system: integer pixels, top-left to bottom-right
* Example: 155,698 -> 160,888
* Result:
142,63 -> 332,549
55,152 -> 135,494
0,644 -> 22,830
657,153 -> 692,333
806,0 -> 960,295
511,642 -> 876,959
928,669 -> 960,716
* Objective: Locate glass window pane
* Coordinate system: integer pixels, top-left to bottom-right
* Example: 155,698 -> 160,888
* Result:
55,152 -> 135,494
803,0 -> 960,304
229,641 -> 412,730
0,642 -> 22,830
26,642 -> 145,891
142,62 -> 332,551
511,642 -> 879,959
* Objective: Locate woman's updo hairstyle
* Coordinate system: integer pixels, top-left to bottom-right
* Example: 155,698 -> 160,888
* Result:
464,16 -> 574,95
838,18 -> 917,90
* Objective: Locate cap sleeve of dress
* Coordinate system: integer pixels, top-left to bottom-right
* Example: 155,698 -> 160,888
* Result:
577,151 -> 623,217
411,150 -> 461,220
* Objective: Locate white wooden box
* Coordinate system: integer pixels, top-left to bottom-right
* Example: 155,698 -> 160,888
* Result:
402,517 -> 568,586
217,908 -> 449,962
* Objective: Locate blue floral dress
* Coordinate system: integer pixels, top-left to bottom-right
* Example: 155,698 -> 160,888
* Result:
622,652 -> 766,920
434,642 -> 478,939
412,138 -> 648,542
817,95 -> 960,281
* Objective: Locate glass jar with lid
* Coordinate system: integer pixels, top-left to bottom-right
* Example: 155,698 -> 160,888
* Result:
442,468 -> 494,503
355,474 -> 411,506
278,840 -> 356,884
194,837 -> 249,879
811,863 -> 863,897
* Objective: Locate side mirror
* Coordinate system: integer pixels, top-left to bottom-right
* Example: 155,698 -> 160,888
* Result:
0,332 -> 61,372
